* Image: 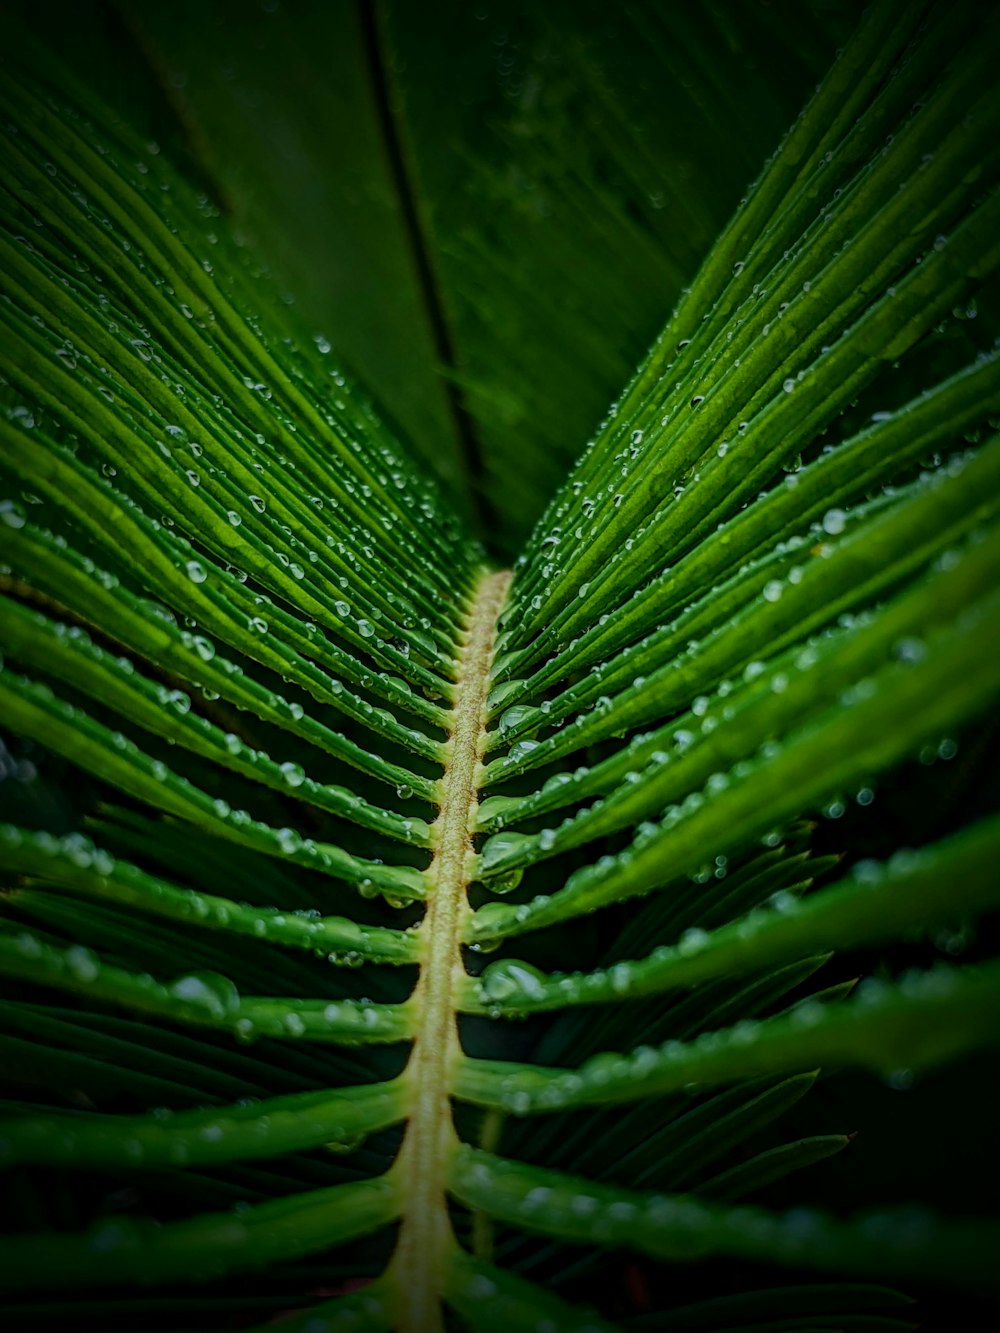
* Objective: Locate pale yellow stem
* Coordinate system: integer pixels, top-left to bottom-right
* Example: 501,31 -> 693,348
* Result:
387,569 -> 510,1333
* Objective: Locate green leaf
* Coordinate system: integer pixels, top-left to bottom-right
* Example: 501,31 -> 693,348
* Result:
2,3 -> 999,1329
450,1146 -> 1000,1287
456,959 -> 1000,1113
0,1077 -> 404,1171
0,1175 -> 399,1293
466,814 -> 1000,1014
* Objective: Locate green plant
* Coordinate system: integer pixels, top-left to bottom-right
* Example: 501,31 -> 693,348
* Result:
1,2 -> 999,1331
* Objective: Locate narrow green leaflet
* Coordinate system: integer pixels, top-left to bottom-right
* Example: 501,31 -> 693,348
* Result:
699,1135 -> 851,1204
0,1176 -> 400,1293
0,1078 -> 404,1170
477,520 -> 1000,840
450,1148 -> 1000,1287
1,519 -> 440,799
0,598 -> 432,846
471,590 -> 1000,938
0,669 -> 426,902
466,814 -> 1000,1014
445,1248 -> 621,1333
484,442 -> 1000,777
455,960 -> 1000,1114
0,929 -> 411,1045
487,355 -> 1000,716
0,825 -> 418,965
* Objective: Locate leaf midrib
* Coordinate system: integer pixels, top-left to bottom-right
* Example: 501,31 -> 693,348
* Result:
388,568 -> 511,1332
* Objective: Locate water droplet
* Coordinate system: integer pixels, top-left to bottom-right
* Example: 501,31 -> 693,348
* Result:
275,827 -> 302,854
169,970 -> 240,1020
480,959 -> 548,1003
0,501 -> 26,529
66,944 -> 100,982
678,928 -> 709,956
507,739 -> 540,765
498,704 -> 534,735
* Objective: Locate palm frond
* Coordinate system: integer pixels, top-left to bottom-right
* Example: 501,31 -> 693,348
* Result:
1,2 -> 999,1330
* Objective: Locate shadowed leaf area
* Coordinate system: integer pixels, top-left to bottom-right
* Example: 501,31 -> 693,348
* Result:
1,1 -> 999,1331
